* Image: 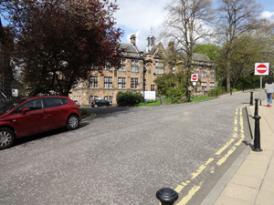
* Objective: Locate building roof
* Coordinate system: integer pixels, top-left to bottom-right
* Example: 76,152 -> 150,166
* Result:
119,43 -> 141,59
119,40 -> 212,64
192,53 -> 211,62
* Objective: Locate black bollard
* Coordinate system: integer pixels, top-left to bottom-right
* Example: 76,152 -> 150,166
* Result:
250,91 -> 254,105
156,187 -> 178,205
254,98 -> 259,117
253,115 -> 263,152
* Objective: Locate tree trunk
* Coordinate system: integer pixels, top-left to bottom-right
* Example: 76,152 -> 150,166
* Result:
225,52 -> 231,92
226,73 -> 231,92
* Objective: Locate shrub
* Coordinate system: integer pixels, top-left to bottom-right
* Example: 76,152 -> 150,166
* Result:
208,87 -> 224,97
117,91 -> 144,106
166,88 -> 184,103
155,72 -> 185,104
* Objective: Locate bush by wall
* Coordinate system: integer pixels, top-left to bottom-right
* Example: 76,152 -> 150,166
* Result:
166,88 -> 184,103
208,87 -> 224,97
117,91 -> 144,106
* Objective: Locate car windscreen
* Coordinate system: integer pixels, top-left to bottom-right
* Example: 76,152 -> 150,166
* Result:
0,101 -> 17,115
0,98 -> 27,115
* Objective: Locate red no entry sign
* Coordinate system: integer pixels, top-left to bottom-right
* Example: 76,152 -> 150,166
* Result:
191,74 -> 198,82
255,63 -> 269,76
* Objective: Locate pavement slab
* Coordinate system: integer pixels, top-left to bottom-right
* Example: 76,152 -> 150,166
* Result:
212,97 -> 274,205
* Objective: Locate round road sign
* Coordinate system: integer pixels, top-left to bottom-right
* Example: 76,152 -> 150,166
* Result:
191,74 -> 198,82
255,63 -> 269,76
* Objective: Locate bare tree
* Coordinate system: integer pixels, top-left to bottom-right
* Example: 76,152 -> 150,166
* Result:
217,0 -> 260,92
165,0 -> 213,101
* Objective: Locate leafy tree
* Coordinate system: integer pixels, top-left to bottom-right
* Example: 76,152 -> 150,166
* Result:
193,44 -> 220,61
217,36 -> 264,90
164,0 -> 213,101
0,18 -> 14,97
155,72 -> 185,103
216,0 -> 260,92
1,0 -> 122,96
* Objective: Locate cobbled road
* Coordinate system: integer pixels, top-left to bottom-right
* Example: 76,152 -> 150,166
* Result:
0,91 -> 264,205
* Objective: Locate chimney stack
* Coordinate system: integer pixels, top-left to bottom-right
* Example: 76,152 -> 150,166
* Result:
130,34 -> 136,46
150,36 -> 155,47
147,36 -> 151,47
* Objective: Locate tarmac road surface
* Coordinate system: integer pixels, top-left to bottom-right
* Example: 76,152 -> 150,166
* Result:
0,91 -> 264,205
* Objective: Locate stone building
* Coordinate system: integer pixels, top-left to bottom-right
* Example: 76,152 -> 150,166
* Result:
70,35 -> 216,106
70,35 -> 167,105
176,53 -> 216,94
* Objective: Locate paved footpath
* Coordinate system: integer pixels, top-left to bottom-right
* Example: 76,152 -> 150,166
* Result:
213,104 -> 274,205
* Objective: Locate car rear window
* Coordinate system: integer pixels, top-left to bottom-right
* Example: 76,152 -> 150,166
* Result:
43,98 -> 67,108
18,99 -> 43,111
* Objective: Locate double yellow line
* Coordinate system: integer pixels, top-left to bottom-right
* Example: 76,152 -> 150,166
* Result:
175,107 -> 245,205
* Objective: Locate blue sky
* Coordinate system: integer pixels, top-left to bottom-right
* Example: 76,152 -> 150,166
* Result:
1,0 -> 274,49
114,0 -> 274,49
258,0 -> 274,11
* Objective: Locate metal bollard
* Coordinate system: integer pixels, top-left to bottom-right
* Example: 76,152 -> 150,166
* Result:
156,187 -> 178,205
250,91 -> 254,105
253,115 -> 263,152
254,98 -> 259,117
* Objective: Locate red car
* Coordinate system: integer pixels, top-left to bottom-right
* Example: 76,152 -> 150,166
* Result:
0,96 -> 80,150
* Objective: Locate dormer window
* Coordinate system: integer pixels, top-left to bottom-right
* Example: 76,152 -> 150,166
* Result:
131,60 -> 139,72
118,59 -> 126,72
104,62 -> 112,70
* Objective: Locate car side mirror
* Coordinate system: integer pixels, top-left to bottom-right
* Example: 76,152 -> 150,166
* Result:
21,107 -> 30,114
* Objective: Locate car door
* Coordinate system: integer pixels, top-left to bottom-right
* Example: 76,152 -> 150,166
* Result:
43,97 -> 68,130
12,99 -> 46,137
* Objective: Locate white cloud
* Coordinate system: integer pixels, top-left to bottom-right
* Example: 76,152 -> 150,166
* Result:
114,0 -> 170,49
260,11 -> 274,21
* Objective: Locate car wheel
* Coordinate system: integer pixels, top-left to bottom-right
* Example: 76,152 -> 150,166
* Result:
0,127 -> 15,150
67,115 -> 80,130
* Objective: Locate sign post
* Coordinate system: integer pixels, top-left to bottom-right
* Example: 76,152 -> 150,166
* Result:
255,63 -> 270,89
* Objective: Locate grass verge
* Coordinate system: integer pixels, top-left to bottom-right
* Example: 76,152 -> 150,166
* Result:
137,100 -> 161,107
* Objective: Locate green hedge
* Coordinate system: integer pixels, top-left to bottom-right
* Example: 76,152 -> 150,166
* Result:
117,91 -> 144,106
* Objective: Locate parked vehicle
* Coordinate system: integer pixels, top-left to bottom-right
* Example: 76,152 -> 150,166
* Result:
91,99 -> 111,107
0,96 -> 80,150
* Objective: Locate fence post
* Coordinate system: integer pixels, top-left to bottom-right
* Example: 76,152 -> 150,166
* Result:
156,187 -> 178,205
250,91 -> 254,105
253,114 -> 262,152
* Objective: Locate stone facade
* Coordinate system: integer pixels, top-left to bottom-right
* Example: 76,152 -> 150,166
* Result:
70,36 -> 216,106
71,59 -> 145,105
176,53 -> 216,94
